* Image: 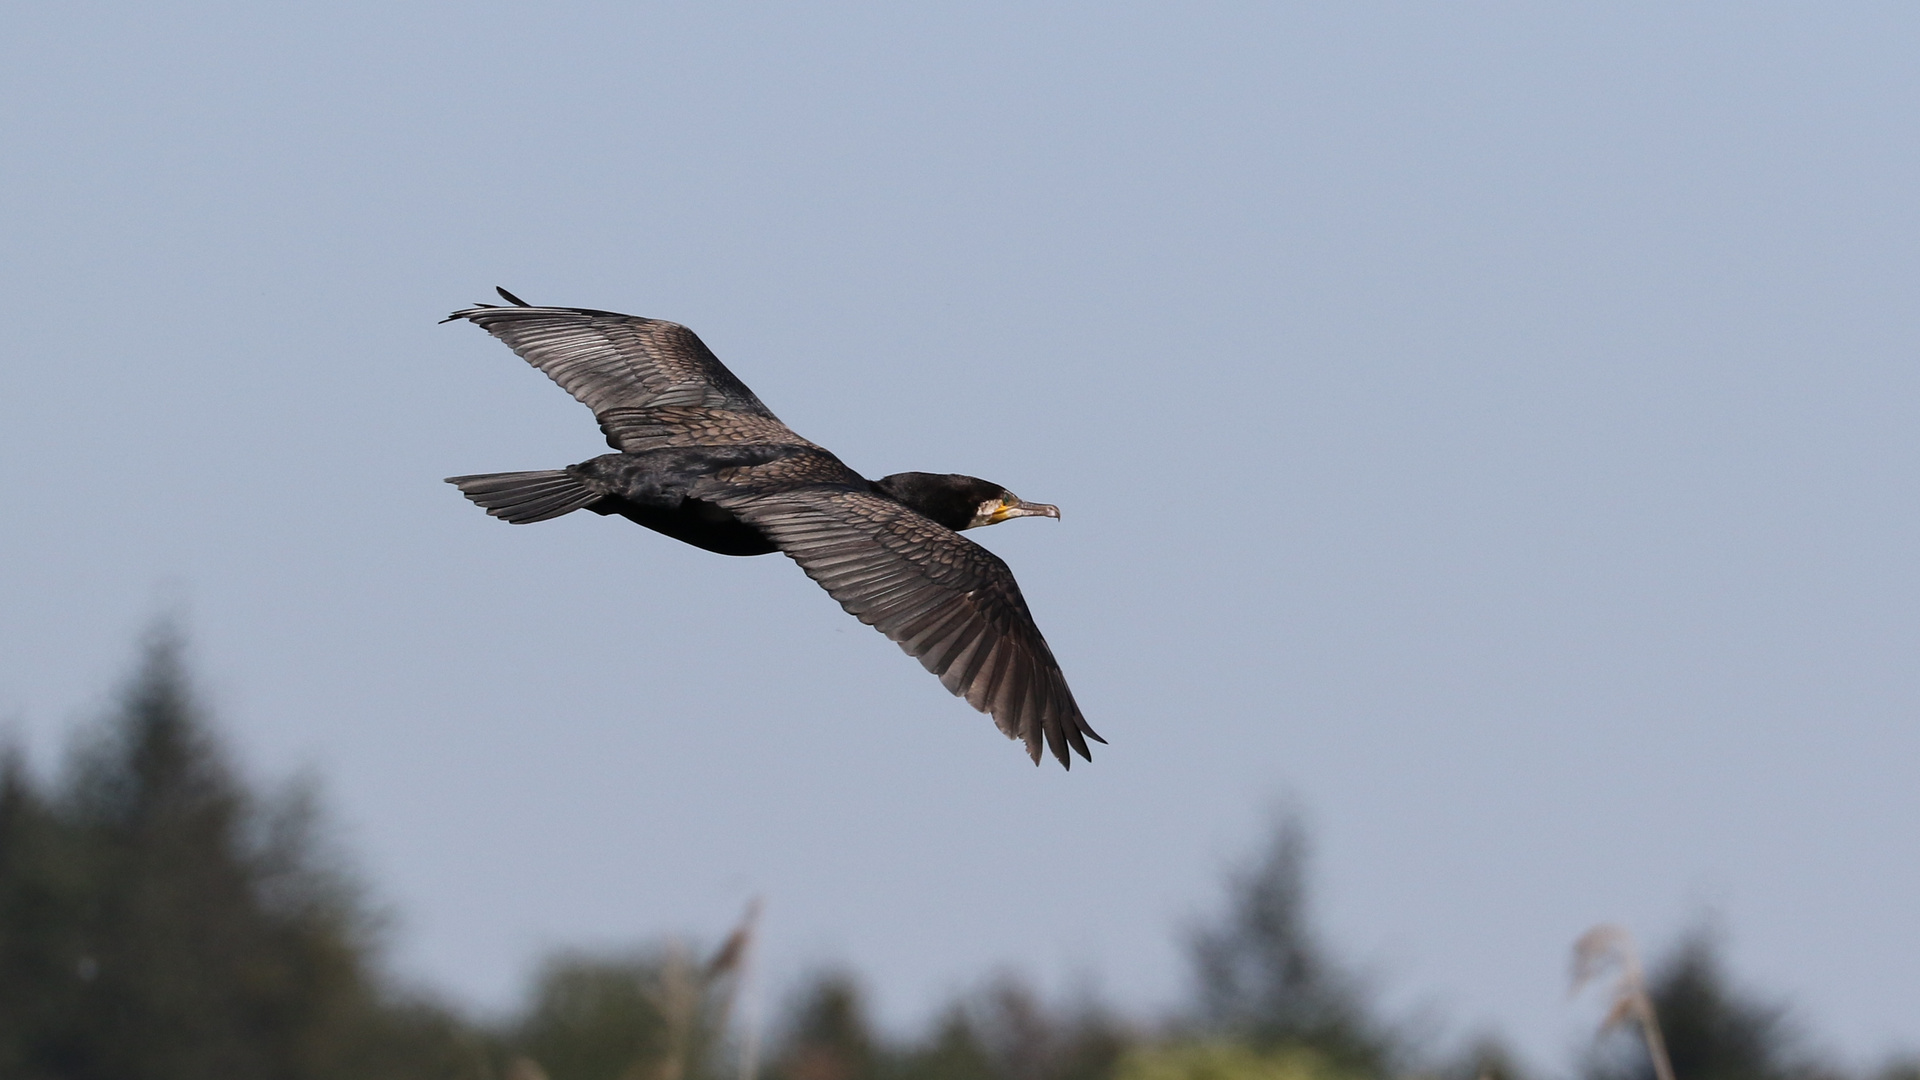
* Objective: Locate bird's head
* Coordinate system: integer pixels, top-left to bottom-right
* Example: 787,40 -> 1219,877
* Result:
874,472 -> 1061,532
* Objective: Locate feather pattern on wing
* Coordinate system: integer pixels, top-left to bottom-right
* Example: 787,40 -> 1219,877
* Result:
445,303 -> 816,453
702,470 -> 1099,766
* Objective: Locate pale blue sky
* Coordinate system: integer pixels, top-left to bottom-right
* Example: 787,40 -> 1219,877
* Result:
4,3 -> 1918,1071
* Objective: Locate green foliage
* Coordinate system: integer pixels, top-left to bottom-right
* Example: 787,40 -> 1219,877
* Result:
891,1005 -> 998,1080
771,972 -> 882,1080
514,952 -> 681,1080
763,972 -> 1125,1080
900,978 -> 1125,1080
0,748 -> 93,1076
1433,1037 -> 1533,1080
509,921 -> 755,1080
0,628 -> 487,1080
1114,1043 -> 1356,1080
1187,815 -> 1394,1077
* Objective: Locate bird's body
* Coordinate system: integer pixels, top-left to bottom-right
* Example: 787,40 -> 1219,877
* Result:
445,289 -> 1100,767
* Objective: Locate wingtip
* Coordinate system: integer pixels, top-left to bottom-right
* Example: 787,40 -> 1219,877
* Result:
1030,719 -> 1079,770
441,287 -> 530,323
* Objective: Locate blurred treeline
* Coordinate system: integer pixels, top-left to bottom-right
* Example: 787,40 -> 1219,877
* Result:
2,635 -> 1915,1080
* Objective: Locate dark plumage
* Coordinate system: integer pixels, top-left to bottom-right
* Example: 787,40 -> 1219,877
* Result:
444,288 -> 1101,767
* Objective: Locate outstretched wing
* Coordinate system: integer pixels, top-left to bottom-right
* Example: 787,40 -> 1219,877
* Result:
705,480 -> 1100,767
446,293 -> 814,452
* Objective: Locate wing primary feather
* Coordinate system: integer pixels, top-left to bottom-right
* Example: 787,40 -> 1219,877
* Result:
1040,692 -> 1070,768
942,630 -> 995,698
932,626 -> 989,690
918,620 -> 979,676
993,651 -> 1036,756
1062,696 -> 1093,760
1018,661 -> 1050,763
496,286 -> 533,306
899,601 -> 972,651
970,639 -> 1011,715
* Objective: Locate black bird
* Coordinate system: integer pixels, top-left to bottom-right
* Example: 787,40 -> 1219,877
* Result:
445,288 -> 1101,767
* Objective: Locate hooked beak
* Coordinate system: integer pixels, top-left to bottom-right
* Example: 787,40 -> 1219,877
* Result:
991,499 -> 1061,523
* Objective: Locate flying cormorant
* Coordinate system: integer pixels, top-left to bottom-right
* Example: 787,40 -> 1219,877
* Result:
445,288 -> 1101,767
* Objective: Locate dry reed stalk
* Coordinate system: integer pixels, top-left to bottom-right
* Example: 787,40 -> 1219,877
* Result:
707,898 -> 765,1080
636,899 -> 765,1080
642,942 -> 700,1080
723,899 -> 766,1080
1570,924 -> 1675,1080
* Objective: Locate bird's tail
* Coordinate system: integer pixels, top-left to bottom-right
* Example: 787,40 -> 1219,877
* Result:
445,470 -> 601,524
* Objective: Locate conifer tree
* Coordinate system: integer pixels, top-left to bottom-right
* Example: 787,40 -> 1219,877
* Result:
0,628 -> 485,1079
1187,815 -> 1392,1077
773,972 -> 880,1080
